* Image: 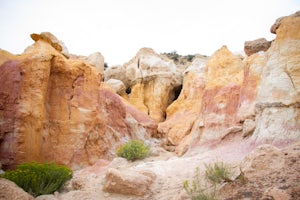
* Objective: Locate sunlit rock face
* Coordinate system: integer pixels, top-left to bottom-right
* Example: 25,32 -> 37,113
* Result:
105,48 -> 182,124
197,46 -> 245,142
0,35 -> 155,169
158,57 -> 207,145
159,12 -> 300,154
252,13 -> 300,146
0,11 -> 299,168
157,46 -> 245,153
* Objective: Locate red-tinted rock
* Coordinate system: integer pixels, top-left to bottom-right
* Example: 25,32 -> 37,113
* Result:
0,38 -> 155,169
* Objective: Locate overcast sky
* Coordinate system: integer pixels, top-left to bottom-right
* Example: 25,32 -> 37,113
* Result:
0,0 -> 299,65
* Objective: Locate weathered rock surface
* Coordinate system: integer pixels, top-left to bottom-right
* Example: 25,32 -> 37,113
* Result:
70,52 -> 105,75
105,48 -> 182,123
104,65 -> 127,86
0,49 -> 17,65
103,168 -> 156,196
163,46 -> 244,149
262,187 -> 292,200
105,79 -> 127,97
0,11 -> 299,200
244,38 -> 271,56
270,10 -> 300,34
158,12 -> 300,153
0,178 -> 34,200
0,35 -> 155,169
217,142 -> 300,199
241,144 -> 285,177
242,118 -> 256,137
30,32 -> 70,58
199,46 -> 244,142
253,13 -> 300,146
159,46 -> 245,149
237,53 -> 266,122
158,56 -> 207,146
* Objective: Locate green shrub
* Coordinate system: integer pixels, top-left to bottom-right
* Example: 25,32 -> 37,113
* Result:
183,162 -> 233,199
183,167 -> 216,200
116,140 -> 151,161
205,161 -> 232,185
0,162 -> 73,197
186,54 -> 195,62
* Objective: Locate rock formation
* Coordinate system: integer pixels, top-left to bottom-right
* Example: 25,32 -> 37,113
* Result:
105,48 -> 182,124
253,12 -> 300,146
244,38 -> 271,56
270,10 -> 300,34
217,142 -> 300,199
30,32 -> 70,58
156,11 -> 300,154
0,10 -> 300,200
0,34 -> 156,169
158,56 -> 207,147
157,45 -> 245,154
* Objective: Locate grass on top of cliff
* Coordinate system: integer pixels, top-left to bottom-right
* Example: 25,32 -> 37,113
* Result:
116,140 -> 151,161
0,162 -> 73,197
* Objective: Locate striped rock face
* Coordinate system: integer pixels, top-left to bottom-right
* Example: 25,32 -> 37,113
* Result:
159,13 -> 300,154
252,14 -> 300,146
0,39 -> 155,170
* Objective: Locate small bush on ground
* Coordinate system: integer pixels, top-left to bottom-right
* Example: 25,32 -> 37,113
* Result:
183,161 -> 234,199
116,140 -> 151,161
205,161 -> 232,185
0,162 -> 73,197
183,167 -> 216,200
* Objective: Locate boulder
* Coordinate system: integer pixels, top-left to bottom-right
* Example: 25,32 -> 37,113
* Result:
0,178 -> 34,200
241,144 -> 285,179
244,38 -> 271,56
218,142 -> 300,199
105,79 -> 127,96
103,168 -> 156,196
104,65 -> 127,86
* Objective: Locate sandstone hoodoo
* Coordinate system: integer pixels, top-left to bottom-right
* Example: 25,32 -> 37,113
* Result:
0,11 -> 300,200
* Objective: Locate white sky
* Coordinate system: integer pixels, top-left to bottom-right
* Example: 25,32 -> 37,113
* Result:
0,0 -> 299,65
